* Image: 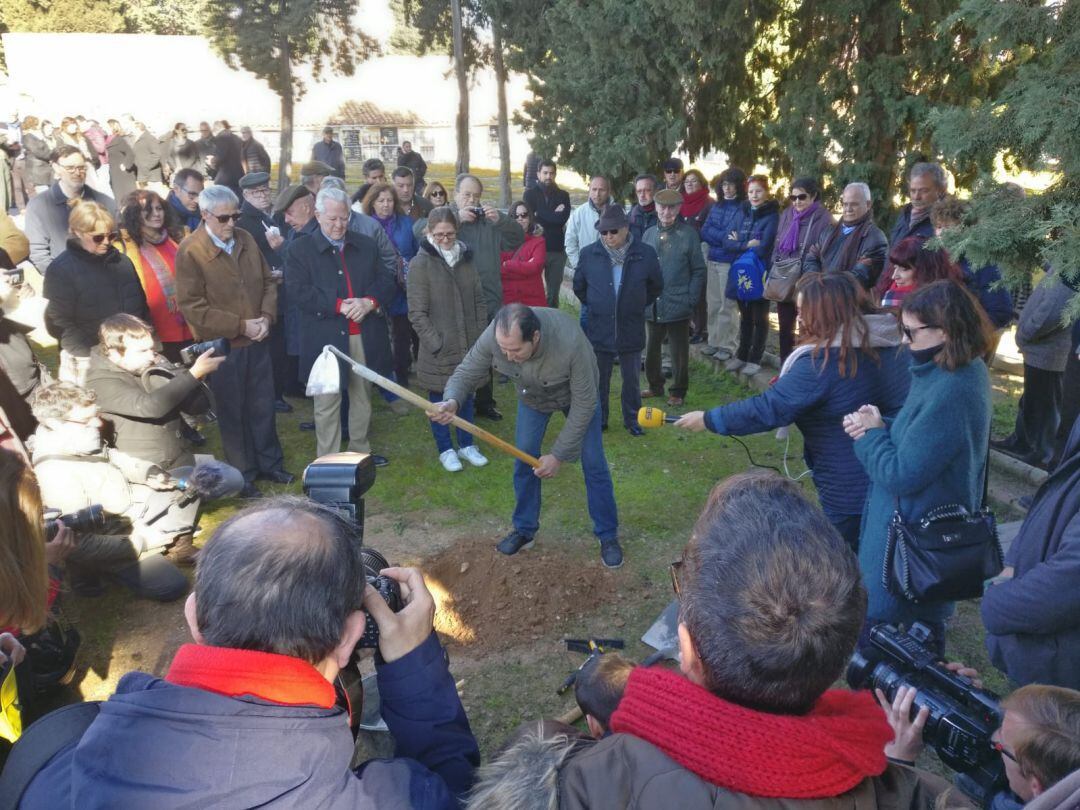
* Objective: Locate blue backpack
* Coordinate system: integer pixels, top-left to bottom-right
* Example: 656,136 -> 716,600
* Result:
730,250 -> 767,302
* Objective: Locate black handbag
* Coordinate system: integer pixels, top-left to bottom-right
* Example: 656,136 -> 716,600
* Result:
882,499 -> 1004,603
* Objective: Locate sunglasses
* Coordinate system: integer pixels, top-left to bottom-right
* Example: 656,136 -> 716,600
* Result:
664,169 -> 681,174
600,229 -> 621,236
991,738 -> 1018,764
901,324 -> 936,341
213,213 -> 242,224
514,212 -> 529,220
789,193 -> 809,201
89,232 -> 119,244
431,191 -> 446,198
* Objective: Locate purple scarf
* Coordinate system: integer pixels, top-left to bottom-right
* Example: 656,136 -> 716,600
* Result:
372,212 -> 396,242
777,200 -> 821,256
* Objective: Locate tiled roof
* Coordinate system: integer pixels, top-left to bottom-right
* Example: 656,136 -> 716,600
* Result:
328,101 -> 425,127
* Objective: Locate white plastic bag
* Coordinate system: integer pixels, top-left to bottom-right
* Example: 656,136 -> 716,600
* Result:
306,347 -> 341,397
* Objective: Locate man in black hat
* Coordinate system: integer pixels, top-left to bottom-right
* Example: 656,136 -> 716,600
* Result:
572,205 -> 663,436
238,172 -> 291,413
662,157 -> 684,191
311,126 -> 346,179
300,161 -> 335,195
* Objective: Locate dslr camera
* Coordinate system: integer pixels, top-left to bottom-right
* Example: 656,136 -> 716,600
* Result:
44,504 -> 106,540
302,453 -> 403,650
848,622 -> 1006,805
179,337 -> 230,367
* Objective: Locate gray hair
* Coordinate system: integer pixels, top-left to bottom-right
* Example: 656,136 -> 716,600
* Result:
455,172 -> 482,192
843,182 -> 872,203
198,185 -> 238,213
319,176 -> 347,192
315,187 -> 350,214
909,161 -> 947,191
427,206 -> 459,230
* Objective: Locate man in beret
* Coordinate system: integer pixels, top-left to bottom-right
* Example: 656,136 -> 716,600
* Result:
237,172 -> 291,413
300,161 -> 335,195
573,205 -> 662,436
311,127 -> 346,179
641,189 -> 705,407
662,157 -> 684,191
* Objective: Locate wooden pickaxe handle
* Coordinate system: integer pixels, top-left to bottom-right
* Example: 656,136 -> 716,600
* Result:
326,345 -> 541,468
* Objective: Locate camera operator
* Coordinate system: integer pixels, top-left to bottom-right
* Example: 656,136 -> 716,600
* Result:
468,472 -> 955,809
86,314 -> 225,470
881,683 -> 1080,808
28,382 -> 190,600
17,496 -> 481,808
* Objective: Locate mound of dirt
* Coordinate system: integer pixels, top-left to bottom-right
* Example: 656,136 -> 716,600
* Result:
423,535 -> 620,652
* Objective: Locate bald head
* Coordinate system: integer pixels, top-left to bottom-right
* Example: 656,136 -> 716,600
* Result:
193,497 -> 363,663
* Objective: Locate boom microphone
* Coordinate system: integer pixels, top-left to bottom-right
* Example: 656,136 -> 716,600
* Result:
637,407 -> 679,429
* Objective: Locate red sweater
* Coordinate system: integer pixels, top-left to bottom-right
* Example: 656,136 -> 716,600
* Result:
500,233 -> 547,306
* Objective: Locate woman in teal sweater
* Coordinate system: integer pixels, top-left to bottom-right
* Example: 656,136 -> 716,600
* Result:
844,280 -> 993,653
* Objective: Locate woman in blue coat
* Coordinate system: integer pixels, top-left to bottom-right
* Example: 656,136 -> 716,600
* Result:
844,280 -> 993,654
675,273 -> 910,551
722,175 -> 779,376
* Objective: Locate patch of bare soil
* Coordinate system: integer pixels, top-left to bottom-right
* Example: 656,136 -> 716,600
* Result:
423,534 -> 621,653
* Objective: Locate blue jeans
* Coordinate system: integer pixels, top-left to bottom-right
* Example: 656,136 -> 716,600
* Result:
511,400 -> 618,542
428,391 -> 475,453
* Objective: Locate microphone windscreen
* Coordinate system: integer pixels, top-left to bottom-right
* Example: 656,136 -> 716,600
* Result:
637,407 -> 666,429
179,459 -> 245,499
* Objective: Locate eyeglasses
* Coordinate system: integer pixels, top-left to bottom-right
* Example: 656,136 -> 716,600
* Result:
213,213 -> 242,224
669,559 -> 684,596
990,738 -> 1018,764
431,231 -> 457,241
600,229 -> 621,236
58,163 -> 87,173
789,193 -> 809,201
901,324 -> 936,342
180,187 -> 202,197
246,187 -> 271,196
88,232 -> 119,244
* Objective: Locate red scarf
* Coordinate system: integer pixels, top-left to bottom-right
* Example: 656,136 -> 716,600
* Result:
610,667 -> 891,799
680,186 -> 712,219
166,644 -> 337,708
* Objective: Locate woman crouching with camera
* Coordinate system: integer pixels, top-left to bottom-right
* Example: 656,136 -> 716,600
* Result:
844,280 -> 993,655
676,273 -> 910,551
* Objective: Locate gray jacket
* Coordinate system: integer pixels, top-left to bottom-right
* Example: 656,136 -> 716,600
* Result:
24,182 -> 117,271
443,307 -> 598,462
642,221 -> 706,323
1015,269 -> 1074,372
348,210 -> 402,283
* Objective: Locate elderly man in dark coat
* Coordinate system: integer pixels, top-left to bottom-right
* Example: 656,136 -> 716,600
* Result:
573,205 -> 663,436
285,188 -> 397,464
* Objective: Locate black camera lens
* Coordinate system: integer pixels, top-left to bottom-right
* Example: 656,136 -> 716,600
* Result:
354,548 -> 404,651
45,504 -> 106,540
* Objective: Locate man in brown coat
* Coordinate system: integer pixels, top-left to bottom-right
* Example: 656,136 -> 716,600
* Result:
466,473 -> 956,810
176,185 -> 291,496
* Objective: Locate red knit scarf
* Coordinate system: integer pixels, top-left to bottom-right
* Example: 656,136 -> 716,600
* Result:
680,186 -> 712,219
610,667 -> 891,799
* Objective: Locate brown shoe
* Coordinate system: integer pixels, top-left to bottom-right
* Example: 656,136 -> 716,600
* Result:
667,396 -> 684,407
641,389 -> 662,399
164,533 -> 199,567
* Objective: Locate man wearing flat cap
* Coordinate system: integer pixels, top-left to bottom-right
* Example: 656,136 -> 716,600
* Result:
573,205 -> 662,436
642,189 -> 705,407
311,127 -> 346,179
300,161 -> 336,195
237,172 -> 292,412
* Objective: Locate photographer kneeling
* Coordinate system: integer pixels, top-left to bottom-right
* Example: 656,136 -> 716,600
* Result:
29,382 -> 194,601
16,496 -> 480,808
882,683 -> 1080,808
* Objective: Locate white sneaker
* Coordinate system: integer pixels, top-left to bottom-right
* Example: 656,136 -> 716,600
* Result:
439,449 -> 463,472
724,358 -> 745,372
457,445 -> 489,467
741,362 -> 762,376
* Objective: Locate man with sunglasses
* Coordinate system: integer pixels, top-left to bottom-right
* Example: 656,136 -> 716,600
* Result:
662,157 -> 684,191
24,145 -> 116,272
176,185 -> 292,497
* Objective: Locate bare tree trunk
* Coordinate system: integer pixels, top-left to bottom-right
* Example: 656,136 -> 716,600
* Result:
277,37 -> 294,192
451,0 -> 469,175
492,16 -> 512,208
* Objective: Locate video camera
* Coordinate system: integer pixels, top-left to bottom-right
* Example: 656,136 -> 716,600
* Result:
179,337 -> 230,367
44,504 -> 106,540
302,453 -> 402,650
847,622 -> 1006,805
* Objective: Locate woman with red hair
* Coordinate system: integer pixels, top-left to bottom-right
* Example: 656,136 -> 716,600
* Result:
880,237 -> 961,309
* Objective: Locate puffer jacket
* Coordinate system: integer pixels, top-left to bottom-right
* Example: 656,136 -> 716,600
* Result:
407,240 -> 487,392
43,241 -> 149,357
641,220 -> 706,322
699,198 -> 745,263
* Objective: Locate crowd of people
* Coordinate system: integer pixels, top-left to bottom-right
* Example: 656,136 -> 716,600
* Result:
1,121 -> 1079,808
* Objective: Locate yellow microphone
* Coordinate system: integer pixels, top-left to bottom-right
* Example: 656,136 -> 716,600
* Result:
637,407 -> 678,429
